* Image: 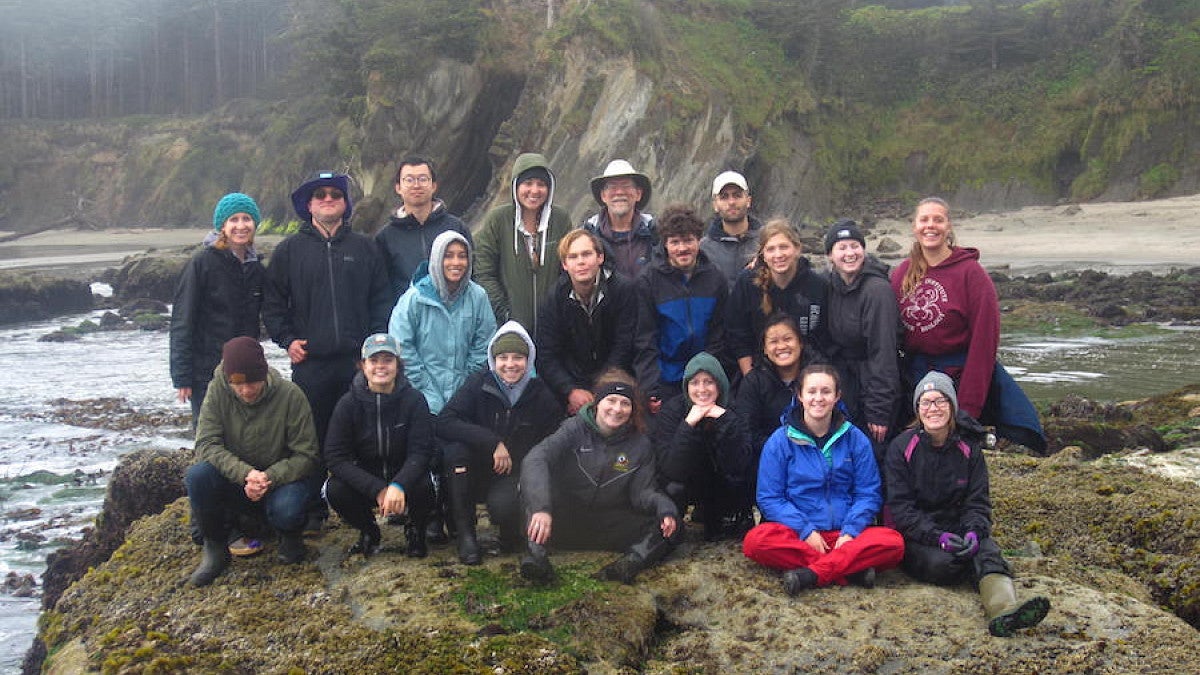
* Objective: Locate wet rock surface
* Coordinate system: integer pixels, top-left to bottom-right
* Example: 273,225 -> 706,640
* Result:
25,388 -> 1200,674
0,271 -> 92,326
992,267 -> 1200,324
101,251 -> 189,303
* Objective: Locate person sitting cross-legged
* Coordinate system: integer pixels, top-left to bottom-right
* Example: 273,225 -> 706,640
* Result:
743,365 -> 904,595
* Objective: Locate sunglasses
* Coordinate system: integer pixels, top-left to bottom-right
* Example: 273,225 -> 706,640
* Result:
312,188 -> 344,201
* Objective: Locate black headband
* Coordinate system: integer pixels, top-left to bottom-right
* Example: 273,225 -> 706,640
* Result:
594,382 -> 634,402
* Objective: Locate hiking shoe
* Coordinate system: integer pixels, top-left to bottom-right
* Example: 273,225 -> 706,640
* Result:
847,567 -> 876,589
782,568 -> 818,596
989,596 -> 1050,637
227,537 -> 263,557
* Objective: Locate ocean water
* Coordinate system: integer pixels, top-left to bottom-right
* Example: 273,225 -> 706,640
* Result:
0,304 -> 289,673
0,308 -> 1196,672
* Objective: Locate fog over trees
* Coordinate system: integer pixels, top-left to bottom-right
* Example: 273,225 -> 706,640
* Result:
0,0 -> 287,118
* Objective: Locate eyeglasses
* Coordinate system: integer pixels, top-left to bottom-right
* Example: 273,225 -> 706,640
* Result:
399,175 -> 432,186
312,188 -> 344,201
918,397 -> 950,410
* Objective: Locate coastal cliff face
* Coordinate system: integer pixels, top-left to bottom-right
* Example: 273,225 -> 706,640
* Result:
30,441 -> 1200,674
5,1 -> 1200,234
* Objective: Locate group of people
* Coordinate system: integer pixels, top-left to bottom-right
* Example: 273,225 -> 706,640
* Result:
167,155 -> 1049,636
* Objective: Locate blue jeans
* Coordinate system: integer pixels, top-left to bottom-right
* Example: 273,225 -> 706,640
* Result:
186,461 -> 308,533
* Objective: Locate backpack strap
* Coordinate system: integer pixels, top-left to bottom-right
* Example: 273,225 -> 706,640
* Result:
904,434 -> 920,463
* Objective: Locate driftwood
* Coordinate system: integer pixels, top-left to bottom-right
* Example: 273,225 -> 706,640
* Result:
0,213 -> 103,243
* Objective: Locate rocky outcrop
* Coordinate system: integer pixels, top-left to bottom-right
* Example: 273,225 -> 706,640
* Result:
38,448 -> 191,614
101,252 -> 190,303
26,388 -> 1200,674
29,449 -> 1200,674
0,271 -> 92,326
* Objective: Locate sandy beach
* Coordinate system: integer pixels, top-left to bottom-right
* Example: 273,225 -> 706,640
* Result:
2,195 -> 1200,277
0,228 -> 282,278
873,194 -> 1200,274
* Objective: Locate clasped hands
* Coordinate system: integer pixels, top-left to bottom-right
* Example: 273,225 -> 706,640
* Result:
938,531 -> 980,558
244,469 -> 271,502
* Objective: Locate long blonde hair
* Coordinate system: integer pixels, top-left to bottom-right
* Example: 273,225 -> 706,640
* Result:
900,197 -> 955,297
754,219 -> 803,315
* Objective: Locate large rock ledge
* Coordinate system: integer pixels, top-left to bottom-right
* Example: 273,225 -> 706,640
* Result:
27,438 -> 1200,673
0,271 -> 92,326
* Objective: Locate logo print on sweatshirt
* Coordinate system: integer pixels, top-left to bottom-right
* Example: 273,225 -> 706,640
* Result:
901,279 -> 947,334
612,454 -> 631,472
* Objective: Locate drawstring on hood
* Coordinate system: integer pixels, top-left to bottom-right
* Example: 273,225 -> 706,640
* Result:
509,152 -> 557,268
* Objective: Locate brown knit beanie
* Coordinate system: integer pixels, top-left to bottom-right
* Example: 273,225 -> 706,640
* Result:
222,336 -> 268,384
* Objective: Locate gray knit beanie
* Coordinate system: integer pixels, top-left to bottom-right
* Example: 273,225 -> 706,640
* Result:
912,371 -> 958,414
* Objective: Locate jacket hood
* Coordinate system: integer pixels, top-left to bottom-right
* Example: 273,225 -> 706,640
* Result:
509,153 -> 556,210
507,153 -> 557,267
392,199 -> 446,224
200,230 -> 261,261
486,320 -> 536,374
422,230 -> 473,304
682,351 -> 730,406
832,254 -> 890,293
578,400 -> 633,442
942,246 -> 982,266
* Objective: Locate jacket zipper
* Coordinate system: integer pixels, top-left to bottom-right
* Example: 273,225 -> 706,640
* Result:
326,239 -> 341,344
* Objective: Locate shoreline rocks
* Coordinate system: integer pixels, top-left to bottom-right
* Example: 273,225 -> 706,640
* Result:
23,389 -> 1200,674
0,272 -> 92,326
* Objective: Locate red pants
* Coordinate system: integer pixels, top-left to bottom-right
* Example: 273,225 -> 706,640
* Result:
743,522 -> 905,586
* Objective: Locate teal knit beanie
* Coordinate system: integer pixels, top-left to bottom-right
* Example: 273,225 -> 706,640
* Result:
213,193 -> 262,231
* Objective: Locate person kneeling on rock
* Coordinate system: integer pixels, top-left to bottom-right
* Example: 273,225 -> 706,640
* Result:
186,337 -> 319,586
884,371 -> 1050,637
519,370 -> 678,584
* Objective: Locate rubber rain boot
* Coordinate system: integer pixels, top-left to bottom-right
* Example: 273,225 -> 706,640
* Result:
405,517 -> 429,558
277,530 -> 307,564
979,573 -> 1050,637
424,472 -> 450,544
449,470 -> 481,565
189,513 -> 230,587
520,541 -> 555,583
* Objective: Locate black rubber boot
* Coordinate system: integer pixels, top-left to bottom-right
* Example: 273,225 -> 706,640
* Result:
782,568 -> 818,596
189,538 -> 231,587
189,512 -> 230,586
595,553 -> 644,584
520,541 -> 555,584
448,470 -> 481,565
405,519 -> 428,558
348,524 -> 381,558
277,530 -> 307,564
424,472 -> 451,544
597,529 -> 673,583
847,567 -> 877,589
